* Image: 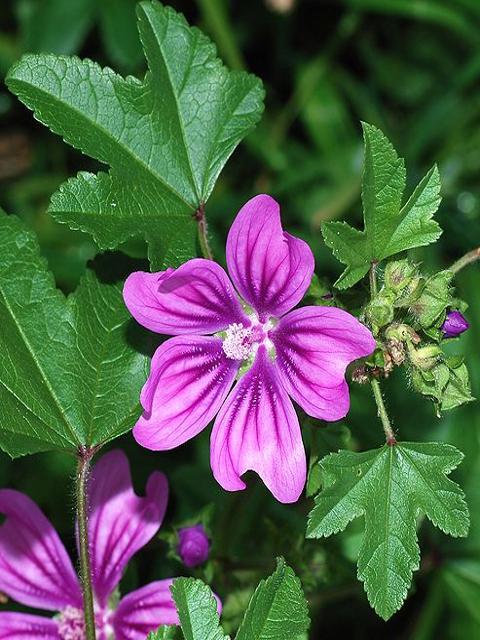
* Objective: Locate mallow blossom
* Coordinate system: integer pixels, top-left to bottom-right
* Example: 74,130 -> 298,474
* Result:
124,195 -> 375,503
0,450 -> 180,639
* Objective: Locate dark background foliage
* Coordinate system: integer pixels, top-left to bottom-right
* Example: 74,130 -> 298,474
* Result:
1,1 -> 479,637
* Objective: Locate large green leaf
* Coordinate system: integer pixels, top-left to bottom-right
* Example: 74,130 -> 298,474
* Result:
172,578 -> 229,640
6,0 -> 264,268
306,441 -> 469,620
322,123 -> 442,289
236,558 -> 310,640
0,211 -> 147,457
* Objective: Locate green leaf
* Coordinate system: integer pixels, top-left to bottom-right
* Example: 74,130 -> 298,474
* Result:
322,123 -> 442,289
0,211 -> 147,457
6,1 -> 264,268
147,627 -> 178,640
411,360 -> 474,414
236,558 -> 310,640
171,578 -> 229,640
306,442 -> 469,620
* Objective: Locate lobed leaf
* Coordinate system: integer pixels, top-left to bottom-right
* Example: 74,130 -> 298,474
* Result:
6,1 -> 264,268
322,123 -> 442,289
307,441 -> 469,620
0,210 -> 148,457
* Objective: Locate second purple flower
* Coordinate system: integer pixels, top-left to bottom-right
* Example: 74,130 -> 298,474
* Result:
124,195 -> 375,503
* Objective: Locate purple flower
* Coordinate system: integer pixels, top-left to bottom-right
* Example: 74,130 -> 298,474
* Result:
0,450 -> 181,639
124,195 -> 375,504
441,310 -> 469,338
178,525 -> 210,568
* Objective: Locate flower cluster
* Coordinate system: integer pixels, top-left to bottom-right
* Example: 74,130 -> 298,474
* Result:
124,194 -> 375,503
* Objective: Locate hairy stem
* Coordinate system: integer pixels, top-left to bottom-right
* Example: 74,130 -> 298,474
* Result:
76,447 -> 97,640
195,203 -> 214,261
368,262 -> 396,444
449,247 -> 480,274
370,379 -> 397,445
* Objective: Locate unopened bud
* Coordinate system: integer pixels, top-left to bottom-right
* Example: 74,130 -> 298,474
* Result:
178,525 -> 210,568
409,344 -> 443,371
385,323 -> 421,345
384,260 -> 418,291
441,310 -> 469,338
365,292 -> 395,329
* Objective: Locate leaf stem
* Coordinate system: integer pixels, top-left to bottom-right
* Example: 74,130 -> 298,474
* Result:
369,261 -> 379,297
195,203 -> 214,261
449,247 -> 480,274
76,447 -> 97,640
370,379 -> 397,445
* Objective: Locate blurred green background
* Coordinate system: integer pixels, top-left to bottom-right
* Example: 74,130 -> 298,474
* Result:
1,0 -> 479,637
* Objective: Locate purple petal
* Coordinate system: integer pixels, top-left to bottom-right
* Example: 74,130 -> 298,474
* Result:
441,310 -> 469,338
0,613 -> 60,639
133,336 -> 239,450
270,306 -> 376,421
123,259 -> 247,335
88,450 -> 168,607
0,490 -> 81,611
226,194 -> 314,320
112,579 -> 178,639
210,346 -> 307,503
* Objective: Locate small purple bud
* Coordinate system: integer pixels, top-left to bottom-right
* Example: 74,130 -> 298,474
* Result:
178,525 -> 210,568
442,310 -> 469,338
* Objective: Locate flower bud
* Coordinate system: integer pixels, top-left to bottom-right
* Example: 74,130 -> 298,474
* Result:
409,344 -> 443,371
178,525 -> 210,568
365,292 -> 394,330
441,310 -> 469,338
384,260 -> 418,291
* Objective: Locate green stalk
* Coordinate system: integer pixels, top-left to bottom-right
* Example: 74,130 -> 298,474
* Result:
76,448 -> 97,640
450,247 -> 480,274
369,263 -> 396,444
196,203 -> 214,261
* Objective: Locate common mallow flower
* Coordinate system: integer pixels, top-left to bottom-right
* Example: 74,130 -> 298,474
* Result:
178,525 -> 210,568
0,450 -> 181,639
124,195 -> 375,503
441,310 -> 469,338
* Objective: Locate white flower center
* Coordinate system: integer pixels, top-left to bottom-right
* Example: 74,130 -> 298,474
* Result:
222,320 -> 275,361
57,606 -> 114,640
57,608 -> 85,640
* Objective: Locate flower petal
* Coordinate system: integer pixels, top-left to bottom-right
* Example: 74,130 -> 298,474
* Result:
88,450 -> 168,607
133,336 -> 239,450
0,613 -> 60,639
226,194 -> 314,319
211,346 -> 306,503
112,579 -> 178,639
270,306 -> 376,421
0,490 -> 81,611
123,259 -> 247,335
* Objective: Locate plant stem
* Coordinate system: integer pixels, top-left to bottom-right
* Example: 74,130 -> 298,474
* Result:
449,247 -> 480,274
368,262 -> 396,444
370,379 -> 396,445
195,203 -> 214,261
369,261 -> 378,297
76,447 -> 97,640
